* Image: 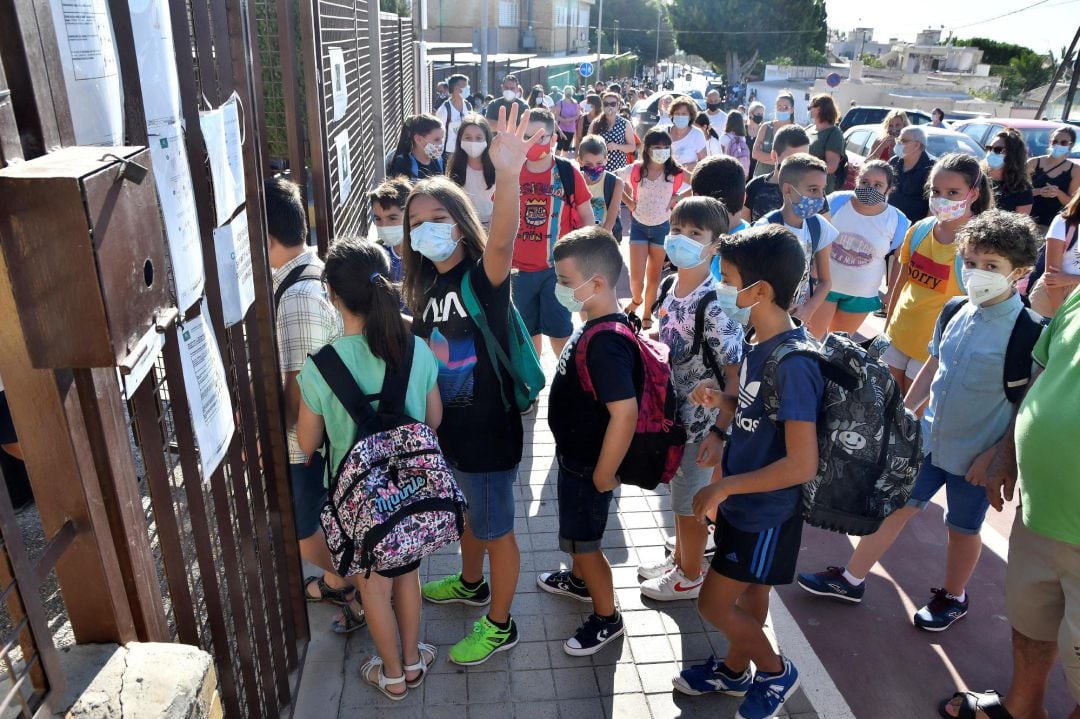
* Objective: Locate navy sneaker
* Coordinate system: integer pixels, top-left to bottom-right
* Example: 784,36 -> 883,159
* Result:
736,657 -> 800,719
796,566 -> 865,604
673,655 -> 753,696
537,570 -> 592,602
913,588 -> 968,631
564,612 -> 624,656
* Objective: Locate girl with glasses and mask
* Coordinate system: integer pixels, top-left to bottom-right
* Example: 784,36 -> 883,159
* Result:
399,107 -> 540,668
1027,125 -> 1080,232
446,114 -> 496,227
984,128 -> 1033,215
588,92 -> 637,173
815,160 -> 910,336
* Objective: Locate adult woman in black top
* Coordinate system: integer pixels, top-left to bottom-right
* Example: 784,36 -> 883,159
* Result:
984,128 -> 1033,214
1028,126 -> 1080,231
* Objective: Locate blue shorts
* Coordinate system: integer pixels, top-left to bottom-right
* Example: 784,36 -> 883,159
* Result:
511,267 -> 572,339
453,465 -> 518,541
906,455 -> 990,535
556,456 -> 613,554
289,455 -> 328,540
629,218 -> 669,246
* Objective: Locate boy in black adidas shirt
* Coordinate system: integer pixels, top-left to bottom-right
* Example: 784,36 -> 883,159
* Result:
538,226 -> 638,657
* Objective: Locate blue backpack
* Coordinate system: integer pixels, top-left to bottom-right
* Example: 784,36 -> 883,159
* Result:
907,217 -> 967,293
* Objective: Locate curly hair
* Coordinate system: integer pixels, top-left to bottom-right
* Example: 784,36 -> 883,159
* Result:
668,95 -> 699,121
956,208 -> 1039,269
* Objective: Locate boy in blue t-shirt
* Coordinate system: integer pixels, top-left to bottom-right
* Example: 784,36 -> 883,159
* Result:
674,225 -> 824,719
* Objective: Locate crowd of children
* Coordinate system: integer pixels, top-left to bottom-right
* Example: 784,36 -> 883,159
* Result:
268,93 -> 1080,718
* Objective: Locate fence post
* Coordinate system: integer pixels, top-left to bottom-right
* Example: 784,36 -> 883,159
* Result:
368,9 -> 387,183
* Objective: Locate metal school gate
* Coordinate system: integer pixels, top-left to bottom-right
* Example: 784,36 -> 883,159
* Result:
0,0 -> 410,716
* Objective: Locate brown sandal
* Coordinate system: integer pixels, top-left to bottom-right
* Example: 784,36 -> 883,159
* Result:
304,575 -> 355,605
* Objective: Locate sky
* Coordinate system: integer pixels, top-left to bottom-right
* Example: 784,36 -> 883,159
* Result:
824,0 -> 1080,56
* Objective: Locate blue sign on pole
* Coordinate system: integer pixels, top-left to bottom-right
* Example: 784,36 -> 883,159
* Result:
579,62 -> 595,78
826,72 -> 842,88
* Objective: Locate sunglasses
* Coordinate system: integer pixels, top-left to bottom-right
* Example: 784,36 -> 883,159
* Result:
603,102 -> 619,108
985,145 -> 1006,154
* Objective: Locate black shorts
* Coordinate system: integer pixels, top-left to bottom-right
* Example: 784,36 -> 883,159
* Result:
710,512 -> 803,586
376,559 -> 421,579
556,133 -> 574,152
556,456 -> 613,554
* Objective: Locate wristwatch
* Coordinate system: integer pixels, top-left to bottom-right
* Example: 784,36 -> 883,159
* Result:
709,426 -> 729,442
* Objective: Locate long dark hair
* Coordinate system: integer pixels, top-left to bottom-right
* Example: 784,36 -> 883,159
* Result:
724,110 -> 746,137
991,128 -> 1032,194
589,92 -> 622,135
447,114 -> 495,190
694,112 -> 719,141
324,237 -> 410,370
639,127 -> 681,182
389,114 -> 442,170
527,86 -> 545,108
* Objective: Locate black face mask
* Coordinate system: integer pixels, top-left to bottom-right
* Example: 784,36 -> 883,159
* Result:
752,114 -> 764,123
707,102 -> 722,111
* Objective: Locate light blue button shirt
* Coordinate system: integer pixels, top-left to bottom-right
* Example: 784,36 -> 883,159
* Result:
922,292 -> 1025,476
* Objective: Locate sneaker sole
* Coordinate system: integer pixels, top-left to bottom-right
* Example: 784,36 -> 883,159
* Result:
640,587 -> 702,602
672,676 -> 748,697
796,578 -> 863,604
914,610 -> 967,632
536,578 -> 592,603
734,675 -> 801,719
563,625 -> 626,657
448,635 -> 520,666
422,594 -> 491,607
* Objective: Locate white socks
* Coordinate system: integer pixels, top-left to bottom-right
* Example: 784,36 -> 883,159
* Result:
842,569 -> 865,586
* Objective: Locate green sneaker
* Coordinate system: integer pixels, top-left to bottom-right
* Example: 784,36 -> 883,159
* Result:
421,573 -> 491,606
449,616 -> 519,666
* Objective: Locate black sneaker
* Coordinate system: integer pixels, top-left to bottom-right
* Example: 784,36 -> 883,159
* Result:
873,308 -> 888,319
537,570 -> 592,602
913,588 -> 968,631
563,612 -> 625,656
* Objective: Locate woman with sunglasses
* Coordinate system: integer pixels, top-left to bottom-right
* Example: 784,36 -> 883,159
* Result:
1027,126 -> 1080,232
589,92 -> 638,173
984,129 -> 1033,215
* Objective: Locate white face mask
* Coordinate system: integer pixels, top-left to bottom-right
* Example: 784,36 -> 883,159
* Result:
503,89 -> 517,101
376,224 -> 404,247
460,140 -> 488,158
650,148 -> 671,164
961,268 -> 1012,306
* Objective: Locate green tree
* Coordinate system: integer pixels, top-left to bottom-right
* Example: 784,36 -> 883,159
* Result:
667,0 -> 827,82
955,37 -> 1051,99
380,0 -> 410,16
591,0 -> 675,64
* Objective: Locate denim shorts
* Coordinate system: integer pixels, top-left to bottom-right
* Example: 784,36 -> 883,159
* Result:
669,442 -> 714,517
629,218 -> 669,246
511,267 -> 573,339
289,455 -> 328,540
453,465 -> 518,541
556,456 -> 613,554
906,454 -> 990,535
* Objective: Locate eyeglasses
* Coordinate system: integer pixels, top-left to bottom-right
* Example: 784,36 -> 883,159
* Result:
985,145 -> 1006,154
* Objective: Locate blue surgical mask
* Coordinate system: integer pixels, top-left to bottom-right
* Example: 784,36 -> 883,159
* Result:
462,85 -> 471,98
715,282 -> 758,327
776,111 -> 792,121
789,190 -> 825,219
664,234 -> 709,269
672,115 -> 691,129
986,152 -> 1005,170
376,224 -> 404,247
554,277 -> 596,312
410,222 -> 459,262
1050,144 -> 1070,159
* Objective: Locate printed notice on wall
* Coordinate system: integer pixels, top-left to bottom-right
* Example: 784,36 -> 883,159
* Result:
222,95 -> 246,207
335,129 -> 352,203
178,314 -> 234,480
329,46 -> 348,121
48,0 -> 124,146
213,212 -> 255,327
199,94 -> 247,226
129,0 -> 205,312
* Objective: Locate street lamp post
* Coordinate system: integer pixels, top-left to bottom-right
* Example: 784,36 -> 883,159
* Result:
596,0 -> 603,83
655,4 -> 661,77
480,0 -> 489,95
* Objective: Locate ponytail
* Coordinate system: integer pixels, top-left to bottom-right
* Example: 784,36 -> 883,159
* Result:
389,114 -> 442,173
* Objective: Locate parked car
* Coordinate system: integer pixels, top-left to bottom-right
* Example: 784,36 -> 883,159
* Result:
839,106 -> 933,132
840,123 -> 984,190
951,117 -> 1080,159
630,91 -> 707,136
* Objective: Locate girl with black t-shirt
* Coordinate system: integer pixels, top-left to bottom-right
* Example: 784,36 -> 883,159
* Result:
388,114 -> 445,181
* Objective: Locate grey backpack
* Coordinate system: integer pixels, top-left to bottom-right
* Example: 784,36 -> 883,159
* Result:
762,333 -> 922,536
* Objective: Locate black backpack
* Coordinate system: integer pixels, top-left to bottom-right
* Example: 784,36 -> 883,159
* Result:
274,261 -> 323,313
934,297 -> 1048,404
651,275 -> 725,389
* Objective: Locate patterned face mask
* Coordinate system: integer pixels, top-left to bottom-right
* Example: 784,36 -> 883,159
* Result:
854,185 -> 887,206
788,190 -> 825,219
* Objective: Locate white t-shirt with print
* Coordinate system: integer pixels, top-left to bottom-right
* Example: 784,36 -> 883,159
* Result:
827,201 -> 902,298
658,275 -> 744,443
753,213 -> 839,306
1047,214 -> 1080,275
671,127 -> 707,167
619,165 -> 681,227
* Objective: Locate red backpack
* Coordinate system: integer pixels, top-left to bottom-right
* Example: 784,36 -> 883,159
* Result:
627,164 -> 685,204
573,317 -> 686,490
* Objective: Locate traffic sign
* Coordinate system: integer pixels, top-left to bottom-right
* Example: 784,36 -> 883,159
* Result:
579,62 -> 594,78
827,72 -> 842,88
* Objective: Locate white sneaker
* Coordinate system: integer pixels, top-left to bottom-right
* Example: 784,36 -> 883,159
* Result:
664,531 -> 717,555
640,567 -> 704,602
637,554 -> 675,580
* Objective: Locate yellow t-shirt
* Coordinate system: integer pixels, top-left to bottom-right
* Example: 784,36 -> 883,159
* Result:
887,220 -> 964,362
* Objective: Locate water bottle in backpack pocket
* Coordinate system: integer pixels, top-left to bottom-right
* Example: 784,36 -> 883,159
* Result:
312,341 -> 467,577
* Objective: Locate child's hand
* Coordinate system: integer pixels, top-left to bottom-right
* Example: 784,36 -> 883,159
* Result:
593,471 -> 619,493
791,303 -> 810,321
489,105 -> 543,175
689,380 -> 723,408
692,481 -> 727,524
696,432 -> 725,468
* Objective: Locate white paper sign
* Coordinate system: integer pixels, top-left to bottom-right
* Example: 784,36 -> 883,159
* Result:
213,212 -> 255,327
199,95 -> 247,226
178,314 -> 234,480
335,130 -> 352,203
49,0 -> 124,146
129,0 -> 205,312
222,95 -> 245,208
329,47 -> 348,121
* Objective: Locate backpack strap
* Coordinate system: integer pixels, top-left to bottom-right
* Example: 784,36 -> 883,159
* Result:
651,274 -> 677,315
573,320 -> 637,399
764,209 -> 784,226
603,171 -> 616,207
553,156 -> 577,209
689,290 -> 724,388
1004,307 -> 1047,404
761,337 -> 820,424
672,171 -> 685,197
310,345 -> 380,439
934,297 -> 969,345
274,262 -> 324,312
807,215 -> 822,255
376,338 -> 415,419
908,218 -> 966,293
827,191 -> 854,215
628,163 -> 642,200
460,268 -> 515,411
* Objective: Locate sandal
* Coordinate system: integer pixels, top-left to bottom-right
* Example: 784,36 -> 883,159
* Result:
330,602 -> 366,634
403,642 -> 438,688
938,690 -> 1013,719
361,656 -> 408,701
305,575 -> 355,605
623,298 -> 643,316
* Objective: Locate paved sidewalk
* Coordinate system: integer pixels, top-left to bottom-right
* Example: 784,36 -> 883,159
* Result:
294,349 -> 821,719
